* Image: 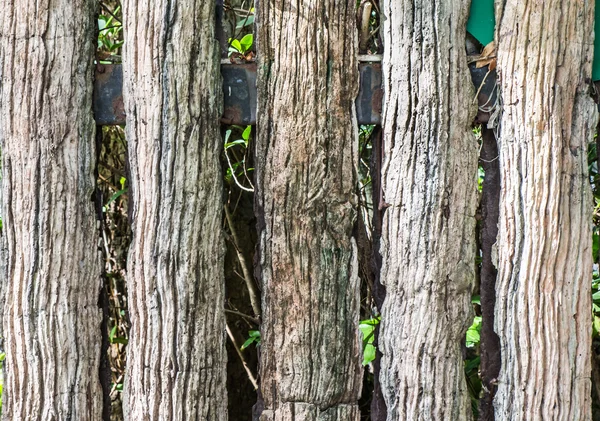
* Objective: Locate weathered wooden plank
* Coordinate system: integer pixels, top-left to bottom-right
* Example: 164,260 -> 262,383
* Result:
1,0 -> 105,419
121,0 -> 227,418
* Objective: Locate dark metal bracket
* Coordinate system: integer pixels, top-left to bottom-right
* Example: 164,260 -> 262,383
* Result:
93,58 -> 496,126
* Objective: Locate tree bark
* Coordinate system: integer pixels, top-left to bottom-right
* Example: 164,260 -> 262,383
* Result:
494,1 -> 596,419
0,0 -> 103,419
254,0 -> 363,419
122,1 -> 227,419
377,0 -> 478,419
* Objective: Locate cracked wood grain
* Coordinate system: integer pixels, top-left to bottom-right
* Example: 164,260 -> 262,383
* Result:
122,0 -> 227,419
377,0 -> 478,419
0,0 -> 103,419
255,0 -> 363,419
494,1 -> 597,419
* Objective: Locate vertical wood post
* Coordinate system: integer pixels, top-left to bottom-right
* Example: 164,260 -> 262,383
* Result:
494,1 -> 596,419
122,1 -> 228,419
0,0 -> 103,418
255,0 -> 363,419
377,0 -> 479,419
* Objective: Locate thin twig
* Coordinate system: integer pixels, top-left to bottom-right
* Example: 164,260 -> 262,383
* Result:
473,68 -> 492,105
224,205 -> 262,317
109,373 -> 124,396
225,308 -> 260,324
226,322 -> 259,390
100,3 -> 122,23
224,148 -> 254,192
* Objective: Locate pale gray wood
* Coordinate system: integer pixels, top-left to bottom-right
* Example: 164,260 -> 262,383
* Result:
494,1 -> 597,419
255,0 -> 363,418
378,0 -> 478,419
0,0 -> 103,419
121,0 -> 227,419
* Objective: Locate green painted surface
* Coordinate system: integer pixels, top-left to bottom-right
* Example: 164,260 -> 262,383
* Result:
467,0 -> 495,46
467,0 -> 600,81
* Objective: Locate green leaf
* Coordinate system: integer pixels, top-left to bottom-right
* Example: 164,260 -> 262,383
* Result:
241,330 -> 261,350
236,15 -> 255,30
109,326 -> 128,344
224,139 -> 247,150
240,34 -> 253,53
240,338 -> 255,350
359,317 -> 380,365
231,39 -> 242,53
594,231 -> 600,263
110,41 -> 124,52
465,316 -> 482,348
112,337 -> 128,345
242,125 -> 252,142
471,295 -> 481,305
98,17 -> 107,31
464,356 -> 480,374
359,317 -> 381,327
109,325 -> 117,342
594,316 -> 600,338
105,188 -> 128,209
362,343 -> 376,366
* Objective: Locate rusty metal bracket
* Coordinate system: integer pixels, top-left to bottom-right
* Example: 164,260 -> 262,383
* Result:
221,63 -> 257,125
93,60 -> 495,126
94,64 -> 125,125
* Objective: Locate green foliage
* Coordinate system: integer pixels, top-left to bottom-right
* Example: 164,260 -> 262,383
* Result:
358,124 -> 375,184
477,166 -> 485,193
235,8 -> 255,30
223,125 -> 254,191
103,177 -> 127,213
466,316 -> 482,348
224,5 -> 255,58
109,325 -> 128,345
241,330 -> 261,351
359,316 -> 380,366
97,7 -> 123,59
465,295 -> 482,416
240,317 -> 381,367
465,355 -> 482,418
229,34 -> 254,56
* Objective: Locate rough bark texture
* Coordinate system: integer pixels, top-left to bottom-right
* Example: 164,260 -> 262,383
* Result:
478,127 -> 501,421
494,1 -> 596,419
122,1 -> 227,419
0,0 -> 103,419
255,0 -> 363,419
378,0 -> 478,419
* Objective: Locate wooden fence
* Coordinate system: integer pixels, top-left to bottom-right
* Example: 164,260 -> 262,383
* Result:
1,1 -> 599,420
